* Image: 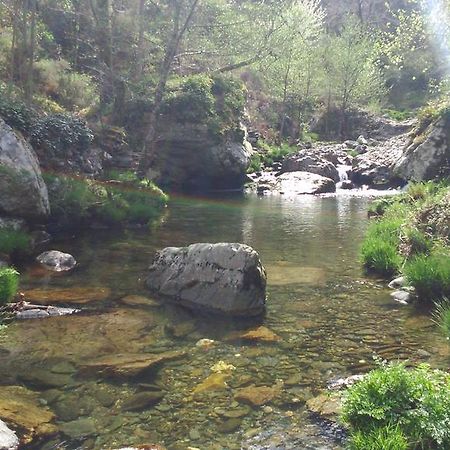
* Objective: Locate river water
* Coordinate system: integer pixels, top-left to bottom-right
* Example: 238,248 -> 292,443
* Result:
1,193 -> 447,449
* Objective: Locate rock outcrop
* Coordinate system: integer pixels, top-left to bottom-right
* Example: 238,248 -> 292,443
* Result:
281,150 -> 340,182
394,115 -> 450,181
147,242 -> 266,316
36,250 -> 77,272
274,172 -> 336,195
147,124 -> 252,192
0,119 -> 49,219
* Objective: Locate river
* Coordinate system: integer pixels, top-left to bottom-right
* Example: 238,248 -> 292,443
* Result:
0,193 -> 446,449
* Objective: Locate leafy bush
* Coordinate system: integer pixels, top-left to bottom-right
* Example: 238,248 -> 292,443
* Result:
257,141 -> 297,166
31,114 -> 93,156
34,59 -> 98,110
247,153 -> 262,174
0,94 -> 38,133
44,173 -> 168,228
347,424 -> 408,450
0,267 -> 19,305
162,74 -> 215,123
404,252 -> 450,302
0,228 -> 31,256
211,75 -> 246,125
342,362 -> 450,449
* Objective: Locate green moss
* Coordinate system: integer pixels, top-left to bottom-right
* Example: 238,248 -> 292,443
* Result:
0,267 -> 19,305
342,362 -> 450,449
0,228 -> 31,256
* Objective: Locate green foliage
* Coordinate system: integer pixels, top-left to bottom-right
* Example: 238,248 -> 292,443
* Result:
382,109 -> 413,122
161,74 -> 246,135
342,362 -> 450,449
361,218 -> 403,276
247,153 -> 262,174
34,59 -> 98,111
432,299 -> 450,340
30,114 -> 93,156
404,227 -> 433,257
44,173 -> 168,228
0,94 -> 38,133
257,141 -> 297,166
347,424 -> 408,450
0,268 -> 19,305
0,228 -> 31,256
404,251 -> 450,302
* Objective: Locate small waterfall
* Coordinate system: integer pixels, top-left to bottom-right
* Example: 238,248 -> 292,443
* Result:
336,164 -> 352,189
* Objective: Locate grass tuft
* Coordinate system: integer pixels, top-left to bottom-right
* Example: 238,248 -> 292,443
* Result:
0,267 -> 19,305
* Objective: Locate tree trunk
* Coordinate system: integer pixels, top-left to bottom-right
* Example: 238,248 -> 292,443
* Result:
25,0 -> 37,103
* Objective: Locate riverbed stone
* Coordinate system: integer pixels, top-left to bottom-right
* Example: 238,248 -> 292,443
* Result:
226,326 -> 281,343
388,276 -> 406,289
60,418 -> 96,439
121,295 -> 161,307
193,373 -> 230,397
234,384 -> 281,407
36,251 -> 77,272
0,119 -> 49,219
0,420 -> 19,450
147,243 -> 266,316
391,290 -> 413,305
121,391 -> 165,412
0,386 -> 57,445
306,393 -> 342,419
79,350 -> 186,379
23,286 -> 111,304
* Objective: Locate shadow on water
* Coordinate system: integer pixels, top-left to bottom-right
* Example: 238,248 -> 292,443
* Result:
0,192 -> 446,449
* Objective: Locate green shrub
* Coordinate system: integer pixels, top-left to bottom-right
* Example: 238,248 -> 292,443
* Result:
0,228 -> 31,255
0,267 -> 19,305
404,227 -> 433,257
44,173 -> 168,227
361,236 -> 402,276
404,252 -> 450,302
347,424 -> 408,450
31,114 -> 93,156
247,153 -> 262,173
0,94 -> 38,133
383,109 -> 413,122
34,59 -> 99,111
432,298 -> 450,339
342,362 -> 450,449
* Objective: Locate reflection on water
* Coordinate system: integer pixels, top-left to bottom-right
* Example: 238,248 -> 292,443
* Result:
0,193 -> 444,449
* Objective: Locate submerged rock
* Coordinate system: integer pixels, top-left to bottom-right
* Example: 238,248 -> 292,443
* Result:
121,391 -> 165,411
14,303 -> 79,319
60,417 -> 96,439
23,286 -> 111,304
0,119 -> 50,219
0,386 -> 57,445
193,373 -> 230,396
391,290 -> 414,305
226,326 -> 281,343
147,243 -> 266,316
36,251 -> 77,272
234,384 -> 281,407
0,420 -> 19,450
79,350 -> 186,379
306,393 -> 342,419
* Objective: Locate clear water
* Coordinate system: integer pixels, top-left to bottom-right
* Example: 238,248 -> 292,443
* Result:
1,193 -> 446,450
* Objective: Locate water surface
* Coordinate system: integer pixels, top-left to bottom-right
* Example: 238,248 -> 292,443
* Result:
1,193 -> 446,449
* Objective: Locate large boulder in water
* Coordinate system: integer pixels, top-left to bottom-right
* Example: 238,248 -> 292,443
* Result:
275,171 -> 336,195
393,115 -> 450,181
147,123 -> 252,192
146,243 -> 266,316
0,119 -> 49,219
281,150 -> 340,182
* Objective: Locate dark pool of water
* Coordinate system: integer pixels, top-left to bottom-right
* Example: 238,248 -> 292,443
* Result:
1,193 -> 447,449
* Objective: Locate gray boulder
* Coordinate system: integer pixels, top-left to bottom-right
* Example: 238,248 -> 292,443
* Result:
147,123 -> 252,192
275,171 -> 336,195
0,420 -> 19,450
281,151 -> 340,182
36,250 -> 77,272
394,116 -> 450,181
0,119 -> 49,219
147,243 -> 266,316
